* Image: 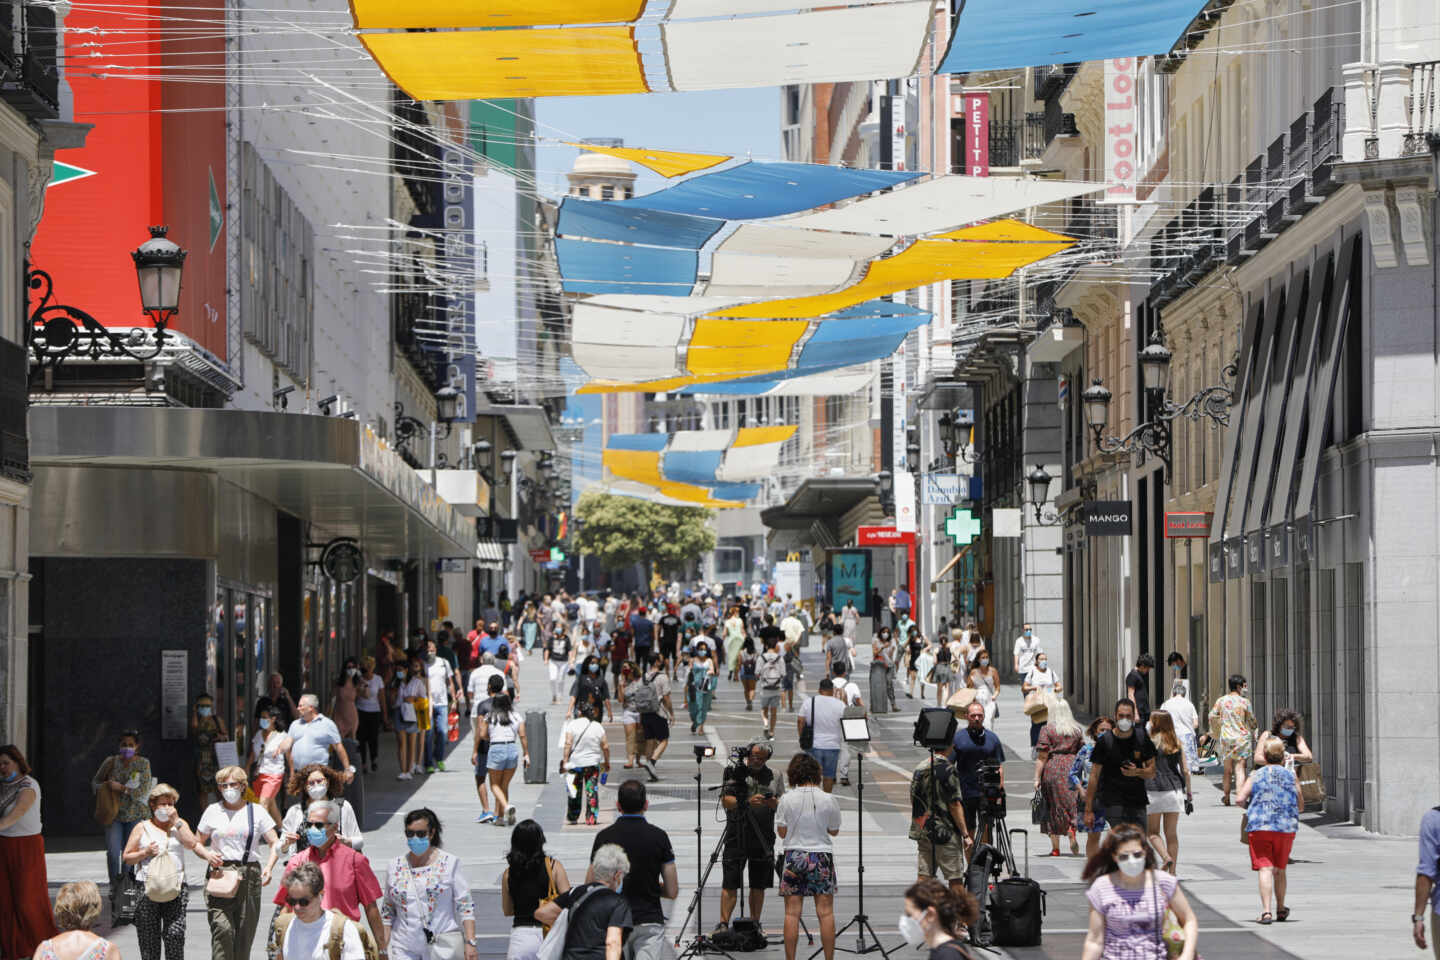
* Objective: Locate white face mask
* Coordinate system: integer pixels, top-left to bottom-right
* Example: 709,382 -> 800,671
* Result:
307,783 -> 328,800
153,807 -> 174,823
897,914 -> 926,948
221,786 -> 243,804
1116,853 -> 1147,877
1115,718 -> 1134,733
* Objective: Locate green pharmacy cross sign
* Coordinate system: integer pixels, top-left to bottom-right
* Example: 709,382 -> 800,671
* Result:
945,508 -> 981,545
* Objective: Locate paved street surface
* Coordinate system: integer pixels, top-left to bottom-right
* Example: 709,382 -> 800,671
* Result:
46,635 -> 1416,959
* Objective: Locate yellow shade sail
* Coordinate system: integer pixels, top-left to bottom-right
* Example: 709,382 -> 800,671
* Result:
603,449 -> 665,486
733,425 -> 799,447
657,481 -> 746,508
685,318 -> 808,377
361,27 -> 648,101
350,0 -> 645,28
565,142 -> 732,178
711,220 -> 1074,319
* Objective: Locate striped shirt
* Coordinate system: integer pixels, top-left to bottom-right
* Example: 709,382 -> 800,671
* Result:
1084,871 -> 1177,960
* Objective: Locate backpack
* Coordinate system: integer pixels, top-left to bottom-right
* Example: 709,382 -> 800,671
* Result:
272,909 -> 381,960
758,652 -> 785,690
628,673 -> 661,715
141,824 -> 182,903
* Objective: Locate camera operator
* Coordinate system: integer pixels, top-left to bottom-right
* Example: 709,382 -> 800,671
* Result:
910,741 -> 972,897
950,701 -> 1006,837
719,742 -> 784,930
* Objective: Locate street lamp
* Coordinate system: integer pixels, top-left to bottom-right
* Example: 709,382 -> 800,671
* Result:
874,469 -> 894,517
27,225 -> 188,389
435,385 -> 460,424
1026,464 -> 1061,524
1083,329 -> 1238,482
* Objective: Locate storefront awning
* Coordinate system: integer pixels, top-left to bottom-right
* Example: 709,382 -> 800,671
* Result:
761,477 -> 878,530
474,401 -> 557,451
29,407 -> 478,560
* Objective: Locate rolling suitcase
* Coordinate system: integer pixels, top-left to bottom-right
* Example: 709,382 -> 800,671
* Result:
524,710 -> 548,783
990,828 -> 1045,947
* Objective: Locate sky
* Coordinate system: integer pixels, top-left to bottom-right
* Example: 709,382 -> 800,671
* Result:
532,87 -> 784,200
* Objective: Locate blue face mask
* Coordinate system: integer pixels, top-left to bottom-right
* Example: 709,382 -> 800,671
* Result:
259,718 -> 271,730
1280,727 -> 1295,737
396,670 -> 406,679
198,706 -> 213,718
3,770 -> 18,782
305,827 -> 329,848
406,836 -> 431,856
588,663 -> 599,674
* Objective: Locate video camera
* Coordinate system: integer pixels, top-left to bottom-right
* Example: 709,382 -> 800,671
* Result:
977,759 -> 1006,818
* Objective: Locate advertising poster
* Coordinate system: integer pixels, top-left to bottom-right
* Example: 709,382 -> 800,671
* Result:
161,650 -> 188,741
828,549 -> 872,616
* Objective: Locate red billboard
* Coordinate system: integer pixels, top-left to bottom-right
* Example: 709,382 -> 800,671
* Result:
856,525 -> 915,546
30,0 -> 228,362
963,92 -> 989,177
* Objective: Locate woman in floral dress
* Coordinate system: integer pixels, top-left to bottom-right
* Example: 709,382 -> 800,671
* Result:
1207,673 -> 1257,805
189,693 -> 228,807
1034,693 -> 1084,856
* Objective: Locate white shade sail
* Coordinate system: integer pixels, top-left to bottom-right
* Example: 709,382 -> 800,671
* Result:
665,0 -> 914,17
779,175 -> 1102,236
705,225 -> 894,299
571,300 -> 687,379
662,2 -> 933,92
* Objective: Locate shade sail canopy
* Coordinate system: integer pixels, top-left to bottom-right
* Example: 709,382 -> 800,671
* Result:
571,299 -> 686,380
555,238 -> 698,296
602,425 -> 798,506
617,160 -> 922,220
557,197 -> 724,249
682,369 -> 876,396
705,225 -> 894,299
565,142 -> 731,178
937,0 -> 1204,73
666,0 -> 913,15
719,426 -> 799,482
685,318 -> 810,377
601,479 -> 747,508
662,2 -> 933,93
362,27 -> 647,100
663,449 -> 726,486
606,433 -> 670,451
352,0 -> 646,28
780,175 -> 1102,236
711,220 -> 1074,319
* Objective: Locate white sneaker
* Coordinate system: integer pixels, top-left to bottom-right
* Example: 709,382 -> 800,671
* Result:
397,772 -> 412,781
411,764 -> 423,774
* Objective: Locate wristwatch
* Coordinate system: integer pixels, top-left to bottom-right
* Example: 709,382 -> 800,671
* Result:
464,938 -> 478,947
1414,914 -> 1426,923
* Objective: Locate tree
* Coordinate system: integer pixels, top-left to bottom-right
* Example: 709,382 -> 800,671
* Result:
573,490 -> 716,580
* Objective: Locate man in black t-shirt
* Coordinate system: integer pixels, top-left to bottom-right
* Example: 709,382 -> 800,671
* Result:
719,743 -> 783,928
590,781 -> 678,960
1126,653 -> 1155,722
539,843 -> 633,960
1084,698 -> 1157,829
658,607 -> 683,663
631,609 -> 655,669
546,630 -> 574,703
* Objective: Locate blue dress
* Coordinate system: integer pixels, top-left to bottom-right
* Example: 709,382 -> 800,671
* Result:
1069,743 -> 1108,833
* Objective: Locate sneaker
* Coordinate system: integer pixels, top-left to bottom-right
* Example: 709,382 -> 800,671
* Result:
411,764 -> 423,774
745,702 -> 753,711
436,761 -> 447,772
426,765 -> 437,774
839,777 -> 851,787
397,772 -> 412,781
475,812 -> 496,824
507,805 -> 517,825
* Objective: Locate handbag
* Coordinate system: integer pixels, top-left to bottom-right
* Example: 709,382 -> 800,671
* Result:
1152,876 -> 1194,960
206,803 -> 254,899
1295,761 -> 1324,806
113,871 -> 144,924
1238,811 -> 1249,845
416,697 -> 433,731
94,759 -> 120,827
1029,786 -> 1050,827
143,825 -> 183,903
538,858 -> 559,935
428,931 -> 465,960
1022,690 -> 1048,721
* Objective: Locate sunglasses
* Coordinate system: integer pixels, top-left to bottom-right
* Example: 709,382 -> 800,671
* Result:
286,896 -> 314,908
404,829 -> 431,839
306,823 -> 330,830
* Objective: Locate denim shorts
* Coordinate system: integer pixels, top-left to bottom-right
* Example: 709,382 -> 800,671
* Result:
809,748 -> 840,779
487,742 -> 520,771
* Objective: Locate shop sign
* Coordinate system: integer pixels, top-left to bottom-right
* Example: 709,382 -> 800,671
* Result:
1268,523 -> 1290,566
529,548 -> 550,562
321,538 -> 363,583
1208,542 -> 1225,583
924,473 -> 963,505
1245,531 -> 1266,573
1084,500 -> 1132,536
437,558 -> 466,574
161,650 -> 188,740
1225,536 -> 1244,578
1164,511 -> 1211,538
895,468 -> 916,533
1102,58 -> 1138,201
857,525 -> 915,546
963,92 -> 989,176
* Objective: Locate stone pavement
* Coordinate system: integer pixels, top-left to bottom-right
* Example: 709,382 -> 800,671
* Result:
45,633 -> 1419,959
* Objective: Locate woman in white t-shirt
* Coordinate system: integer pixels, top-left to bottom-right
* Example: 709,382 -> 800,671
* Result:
193,766 -> 281,960
249,706 -> 291,825
122,783 -> 201,960
776,753 -> 842,960
354,656 -> 387,774
1021,654 -> 1061,751
392,655 -> 428,781
478,694 -> 529,827
276,863 -> 365,960
560,707 -> 609,826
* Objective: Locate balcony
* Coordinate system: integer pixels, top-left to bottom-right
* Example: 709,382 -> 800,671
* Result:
1043,98 -> 1079,146
1343,61 -> 1437,162
0,1 -> 59,121
1033,63 -> 1077,101
985,116 -> 1045,167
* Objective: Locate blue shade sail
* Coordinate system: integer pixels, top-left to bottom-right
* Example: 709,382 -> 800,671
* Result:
707,482 -> 761,501
557,197 -> 725,249
607,433 -> 671,451
617,160 -> 924,220
556,238 -> 698,296
796,300 -> 929,370
662,449 -> 725,486
937,0 -> 1204,73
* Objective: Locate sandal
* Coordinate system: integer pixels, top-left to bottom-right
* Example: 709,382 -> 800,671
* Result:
1221,796 -> 1231,806
1277,907 -> 1290,922
1258,913 -> 1273,925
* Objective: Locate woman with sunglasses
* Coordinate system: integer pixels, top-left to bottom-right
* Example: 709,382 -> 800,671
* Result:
380,809 -> 477,960
275,863 -> 366,960
1079,823 -> 1198,960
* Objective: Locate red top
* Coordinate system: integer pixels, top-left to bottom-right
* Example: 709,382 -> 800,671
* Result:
273,842 -> 382,920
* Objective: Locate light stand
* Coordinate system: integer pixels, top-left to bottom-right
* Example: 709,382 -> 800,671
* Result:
675,746 -> 735,960
813,718 -> 893,960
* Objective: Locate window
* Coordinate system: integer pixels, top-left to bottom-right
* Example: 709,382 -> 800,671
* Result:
601,185 -> 615,200
241,142 -> 314,381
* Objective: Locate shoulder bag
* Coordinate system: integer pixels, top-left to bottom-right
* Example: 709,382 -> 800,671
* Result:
206,803 -> 254,899
1152,874 -> 1191,960
94,758 -> 120,827
536,884 -> 609,960
799,695 -> 815,751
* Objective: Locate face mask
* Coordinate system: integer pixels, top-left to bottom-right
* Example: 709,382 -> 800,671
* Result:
897,914 -> 925,948
348,668 -> 360,677
396,670 -> 406,679
154,807 -> 174,823
1116,853 -> 1147,877
259,718 -> 271,730
2,770 -> 17,782
588,663 -> 599,674
120,747 -> 137,759
306,827 -> 329,848
406,836 -> 431,856
1024,630 -> 1032,637
198,706 -> 213,718
221,786 -> 243,804
1115,718 -> 1134,733
307,783 -> 328,800
1280,727 -> 1295,737
979,658 -> 989,667
1240,687 -> 1249,697
1036,661 -> 1048,670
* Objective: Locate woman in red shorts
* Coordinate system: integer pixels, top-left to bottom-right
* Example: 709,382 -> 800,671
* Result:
1237,738 -> 1302,924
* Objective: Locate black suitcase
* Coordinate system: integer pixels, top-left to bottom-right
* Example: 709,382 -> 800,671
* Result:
990,828 -> 1045,947
524,710 -> 548,783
